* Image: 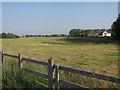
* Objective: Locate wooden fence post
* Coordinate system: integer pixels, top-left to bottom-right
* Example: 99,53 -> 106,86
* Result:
1,51 -> 4,65
18,54 -> 22,72
48,59 -> 54,89
55,65 -> 59,90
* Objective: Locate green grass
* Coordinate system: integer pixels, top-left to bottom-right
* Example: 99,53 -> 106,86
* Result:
2,37 -> 119,88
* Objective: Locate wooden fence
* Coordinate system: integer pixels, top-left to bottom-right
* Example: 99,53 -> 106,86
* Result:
1,52 -> 120,89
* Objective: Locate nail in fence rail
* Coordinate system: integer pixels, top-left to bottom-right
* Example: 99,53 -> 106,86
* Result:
2,52 -> 120,89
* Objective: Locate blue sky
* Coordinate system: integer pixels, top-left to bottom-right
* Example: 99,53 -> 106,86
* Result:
2,2 -> 118,35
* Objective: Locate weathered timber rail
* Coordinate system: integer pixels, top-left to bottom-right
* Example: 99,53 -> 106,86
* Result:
1,52 -> 120,89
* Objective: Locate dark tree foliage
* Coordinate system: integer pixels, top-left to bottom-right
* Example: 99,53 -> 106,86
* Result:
68,29 -> 110,37
111,14 -> 120,40
69,29 -> 81,37
51,34 -> 60,37
69,29 -> 94,37
25,34 -> 67,37
0,32 -> 19,38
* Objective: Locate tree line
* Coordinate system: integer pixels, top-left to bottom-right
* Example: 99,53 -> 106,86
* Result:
25,29 -> 111,38
0,29 -> 111,39
68,29 -> 111,37
25,34 -> 67,37
0,32 -> 19,38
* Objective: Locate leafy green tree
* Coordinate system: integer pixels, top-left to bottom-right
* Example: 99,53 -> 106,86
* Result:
0,32 -> 19,38
51,34 -> 60,37
112,14 -> 120,40
69,29 -> 81,37
60,34 -> 67,37
1,32 -> 7,38
69,29 -> 91,37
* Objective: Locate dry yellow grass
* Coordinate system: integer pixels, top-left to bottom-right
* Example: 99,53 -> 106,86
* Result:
2,37 -> 119,88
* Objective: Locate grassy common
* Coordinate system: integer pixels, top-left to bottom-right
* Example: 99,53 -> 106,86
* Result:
2,37 -> 119,88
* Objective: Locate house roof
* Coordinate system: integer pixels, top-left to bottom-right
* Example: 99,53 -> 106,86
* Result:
89,31 -> 98,34
106,31 -> 112,33
99,31 -> 112,33
98,31 -> 104,34
88,30 -> 112,35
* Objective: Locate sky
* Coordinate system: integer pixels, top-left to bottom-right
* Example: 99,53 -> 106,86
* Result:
2,2 -> 118,35
1,0 -> 120,2
118,1 -> 120,14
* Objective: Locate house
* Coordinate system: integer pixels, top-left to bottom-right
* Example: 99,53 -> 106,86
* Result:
88,31 -> 111,37
98,31 -> 111,37
88,31 -> 98,37
19,36 -> 24,38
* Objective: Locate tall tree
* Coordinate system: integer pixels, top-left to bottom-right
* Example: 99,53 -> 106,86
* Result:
0,32 -> 19,38
111,14 -> 120,40
69,29 -> 81,37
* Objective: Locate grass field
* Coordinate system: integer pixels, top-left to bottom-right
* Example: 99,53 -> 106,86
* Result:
2,37 -> 119,88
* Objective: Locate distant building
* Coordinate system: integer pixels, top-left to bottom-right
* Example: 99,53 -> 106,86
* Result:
88,31 -> 111,37
98,31 -> 111,37
88,31 -> 98,37
19,36 -> 24,38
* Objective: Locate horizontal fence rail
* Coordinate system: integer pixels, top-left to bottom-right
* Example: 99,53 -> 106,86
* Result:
22,67 -> 48,79
22,57 -> 48,66
4,53 -> 18,59
2,52 -> 120,89
59,65 -> 120,84
35,81 -> 48,88
3,53 -> 51,88
59,79 -> 90,89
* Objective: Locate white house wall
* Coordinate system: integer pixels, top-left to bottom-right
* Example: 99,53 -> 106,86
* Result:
106,33 -> 111,36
